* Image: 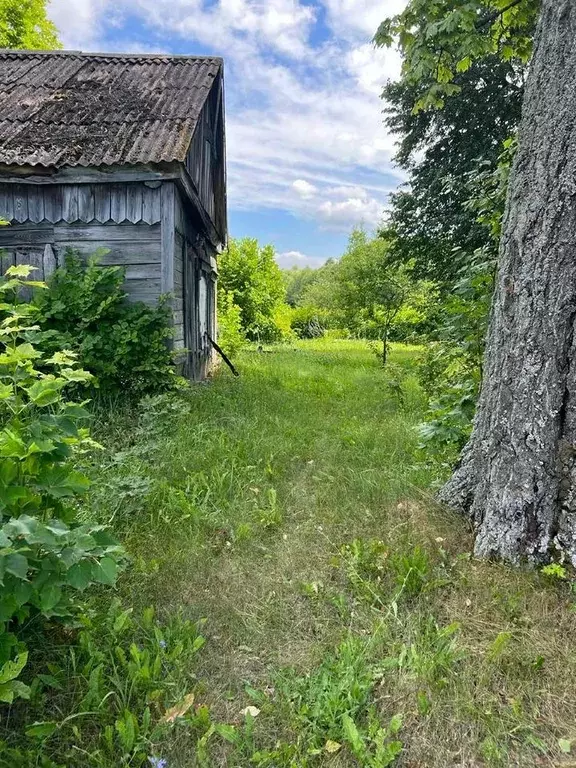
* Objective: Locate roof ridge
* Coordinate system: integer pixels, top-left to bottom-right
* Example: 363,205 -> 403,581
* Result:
0,49 -> 223,62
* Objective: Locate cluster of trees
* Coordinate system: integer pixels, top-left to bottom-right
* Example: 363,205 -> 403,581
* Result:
284,231 -> 438,361
217,233 -> 439,363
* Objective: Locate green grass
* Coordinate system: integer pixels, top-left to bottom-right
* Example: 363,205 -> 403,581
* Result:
8,339 -> 576,766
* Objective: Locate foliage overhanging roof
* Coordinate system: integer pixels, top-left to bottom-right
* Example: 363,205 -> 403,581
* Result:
0,50 -> 222,168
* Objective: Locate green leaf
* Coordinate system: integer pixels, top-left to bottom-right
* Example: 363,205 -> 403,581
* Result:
5,265 -> 38,278
559,739 -> 572,754
38,468 -> 90,498
5,553 -> 28,580
456,55 -> 472,72
40,584 -> 63,612
13,580 -> 33,607
342,714 -> 364,754
388,713 -> 403,735
0,382 -> 13,400
45,520 -> 69,536
113,608 -> 133,633
94,556 -> 118,586
4,515 -> 36,537
26,378 -> 65,407
0,596 -> 19,622
0,679 -> 31,703
37,674 -> 63,690
0,651 -> 28,684
214,723 -> 239,744
67,560 -> 95,591
45,351 -> 77,366
0,342 -> 41,364
25,721 -> 58,739
115,711 -> 136,752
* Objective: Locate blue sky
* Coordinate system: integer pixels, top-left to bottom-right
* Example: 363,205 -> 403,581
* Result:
48,0 -> 406,267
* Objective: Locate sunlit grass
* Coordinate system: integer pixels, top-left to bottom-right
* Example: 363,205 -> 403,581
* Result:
86,339 -> 576,766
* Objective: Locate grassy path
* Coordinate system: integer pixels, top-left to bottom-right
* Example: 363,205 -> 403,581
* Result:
92,340 -> 576,767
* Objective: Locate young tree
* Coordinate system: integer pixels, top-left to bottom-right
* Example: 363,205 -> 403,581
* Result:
0,0 -> 61,49
382,0 -> 576,564
218,238 -> 288,343
333,230 -> 408,365
283,266 -> 320,307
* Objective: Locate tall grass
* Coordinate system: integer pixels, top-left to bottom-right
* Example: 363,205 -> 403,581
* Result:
9,340 -> 576,766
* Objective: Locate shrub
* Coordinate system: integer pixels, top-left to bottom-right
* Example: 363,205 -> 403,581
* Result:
290,306 -> 332,339
0,265 -> 123,706
0,601 -> 208,767
218,238 -> 291,343
217,289 -> 246,357
33,250 -> 177,395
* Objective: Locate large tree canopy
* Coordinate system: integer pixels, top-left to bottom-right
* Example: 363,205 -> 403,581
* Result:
375,0 -> 539,112
0,0 -> 61,49
383,58 -> 524,283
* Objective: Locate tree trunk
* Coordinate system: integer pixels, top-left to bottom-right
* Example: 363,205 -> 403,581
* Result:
439,0 -> 576,565
382,326 -> 388,366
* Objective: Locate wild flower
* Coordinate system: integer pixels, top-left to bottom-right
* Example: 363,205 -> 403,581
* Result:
148,757 -> 167,768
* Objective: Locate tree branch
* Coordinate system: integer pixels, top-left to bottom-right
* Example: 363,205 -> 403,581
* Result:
479,0 -> 526,30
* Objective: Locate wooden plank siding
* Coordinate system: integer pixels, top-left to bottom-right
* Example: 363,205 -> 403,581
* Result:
172,190 -> 186,350
184,72 -> 226,243
0,221 -> 162,305
0,182 -> 162,225
186,100 -> 217,226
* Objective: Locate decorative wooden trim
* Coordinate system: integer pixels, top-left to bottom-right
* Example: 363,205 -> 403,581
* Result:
0,163 -> 181,185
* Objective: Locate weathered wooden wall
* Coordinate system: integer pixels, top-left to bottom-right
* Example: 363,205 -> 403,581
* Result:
0,220 -> 161,304
173,185 -> 217,380
0,181 -> 162,225
185,72 -> 226,243
0,180 -> 163,304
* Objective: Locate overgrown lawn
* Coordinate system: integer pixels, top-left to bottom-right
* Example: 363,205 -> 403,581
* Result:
13,340 -> 576,766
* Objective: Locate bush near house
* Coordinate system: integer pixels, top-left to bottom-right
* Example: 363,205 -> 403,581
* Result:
0,266 -> 123,714
32,250 -> 178,396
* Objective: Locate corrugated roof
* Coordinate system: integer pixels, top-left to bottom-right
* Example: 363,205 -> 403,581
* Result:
0,50 -> 222,168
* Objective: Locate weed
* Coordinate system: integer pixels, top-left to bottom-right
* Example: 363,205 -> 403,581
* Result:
0,600 -> 207,766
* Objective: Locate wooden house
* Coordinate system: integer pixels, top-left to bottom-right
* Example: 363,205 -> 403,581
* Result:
0,50 -> 227,380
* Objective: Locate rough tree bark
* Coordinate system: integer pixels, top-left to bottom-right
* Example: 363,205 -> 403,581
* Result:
439,0 -> 576,564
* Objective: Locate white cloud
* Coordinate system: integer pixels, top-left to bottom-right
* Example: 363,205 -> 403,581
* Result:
48,0 -> 405,233
48,0 -> 108,48
321,0 -> 407,39
317,195 -> 384,229
276,250 -> 330,268
347,43 -> 402,94
293,180 -> 318,199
